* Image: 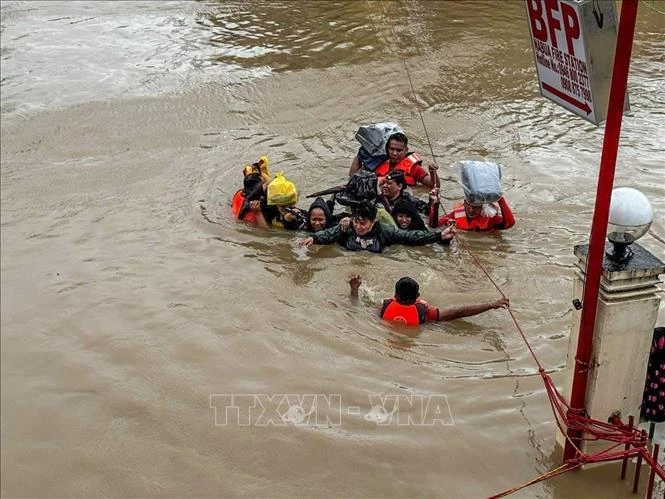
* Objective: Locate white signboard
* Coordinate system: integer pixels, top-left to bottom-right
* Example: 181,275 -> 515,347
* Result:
525,0 -> 625,125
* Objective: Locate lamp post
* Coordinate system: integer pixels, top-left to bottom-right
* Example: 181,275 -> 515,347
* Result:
560,187 -> 664,460
606,187 -> 654,264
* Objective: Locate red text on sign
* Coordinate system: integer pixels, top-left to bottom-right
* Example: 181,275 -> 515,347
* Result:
527,0 -> 581,56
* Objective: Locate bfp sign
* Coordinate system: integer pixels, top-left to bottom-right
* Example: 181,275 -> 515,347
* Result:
525,0 -> 628,124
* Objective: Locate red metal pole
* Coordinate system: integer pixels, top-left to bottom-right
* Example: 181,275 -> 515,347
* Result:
621,415 -> 635,479
563,0 -> 640,463
646,444 -> 659,499
633,443 -> 644,493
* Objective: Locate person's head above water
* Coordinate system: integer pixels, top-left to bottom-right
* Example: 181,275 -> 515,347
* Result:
243,173 -> 264,201
351,200 -> 378,236
385,132 -> 408,166
463,198 -> 484,219
391,198 -> 426,230
394,277 -> 420,305
382,170 -> 406,199
307,197 -> 333,232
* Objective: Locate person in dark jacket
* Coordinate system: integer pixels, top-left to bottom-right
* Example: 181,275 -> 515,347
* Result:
298,200 -> 455,253
391,197 -> 428,231
305,197 -> 335,232
378,170 -> 429,215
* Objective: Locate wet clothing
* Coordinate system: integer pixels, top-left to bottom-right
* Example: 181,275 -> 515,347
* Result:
378,191 -> 429,217
374,152 -> 428,186
305,197 -> 335,232
380,298 -> 439,325
270,206 -> 307,230
431,197 -> 515,231
641,327 -> 665,423
311,221 -> 445,253
232,173 -> 267,225
231,189 -> 259,224
232,190 -> 305,230
390,197 -> 428,231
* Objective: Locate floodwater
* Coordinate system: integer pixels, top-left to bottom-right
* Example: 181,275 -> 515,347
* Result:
1,1 -> 664,497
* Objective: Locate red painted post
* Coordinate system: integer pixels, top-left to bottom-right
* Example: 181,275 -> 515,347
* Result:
621,415 -> 635,480
632,434 -> 645,493
645,444 -> 659,499
563,0 -> 640,463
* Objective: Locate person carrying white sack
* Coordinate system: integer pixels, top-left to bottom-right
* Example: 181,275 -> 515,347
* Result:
428,160 -> 515,231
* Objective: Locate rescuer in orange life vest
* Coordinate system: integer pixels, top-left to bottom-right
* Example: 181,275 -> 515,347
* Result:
349,132 -> 439,188
231,172 -> 267,227
231,164 -> 307,230
427,187 -> 516,232
349,275 -> 509,326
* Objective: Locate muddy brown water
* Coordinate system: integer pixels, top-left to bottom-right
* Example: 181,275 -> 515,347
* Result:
1,1 -> 664,497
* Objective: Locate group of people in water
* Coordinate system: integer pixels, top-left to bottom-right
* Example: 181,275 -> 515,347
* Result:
230,130 -> 515,326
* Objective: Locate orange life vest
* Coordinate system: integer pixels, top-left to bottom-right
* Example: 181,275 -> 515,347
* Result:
451,204 -> 492,231
374,152 -> 423,186
231,190 -> 244,218
380,298 -> 427,326
231,190 -> 257,224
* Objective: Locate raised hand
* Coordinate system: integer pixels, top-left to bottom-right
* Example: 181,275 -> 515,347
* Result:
429,187 -> 440,204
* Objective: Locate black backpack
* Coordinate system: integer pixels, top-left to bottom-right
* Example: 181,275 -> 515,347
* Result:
336,171 -> 378,207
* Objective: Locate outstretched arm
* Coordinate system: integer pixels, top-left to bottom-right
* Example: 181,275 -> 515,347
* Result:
436,298 -> 509,322
299,224 -> 343,247
382,223 -> 455,246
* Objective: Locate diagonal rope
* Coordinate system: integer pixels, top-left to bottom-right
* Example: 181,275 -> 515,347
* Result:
374,1 -> 664,496
378,1 -> 437,166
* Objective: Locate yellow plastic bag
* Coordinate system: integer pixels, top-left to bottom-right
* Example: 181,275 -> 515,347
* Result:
267,172 -> 298,206
242,156 -> 272,183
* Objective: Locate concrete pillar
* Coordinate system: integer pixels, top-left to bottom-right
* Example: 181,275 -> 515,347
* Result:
556,241 -> 665,453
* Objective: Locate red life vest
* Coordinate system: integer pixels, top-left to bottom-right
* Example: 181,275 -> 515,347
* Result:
380,298 -> 427,326
375,152 -> 423,186
451,204 -> 492,231
231,190 -> 244,218
231,190 -> 257,224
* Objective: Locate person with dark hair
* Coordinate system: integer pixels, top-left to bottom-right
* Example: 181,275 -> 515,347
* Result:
305,197 -> 335,232
298,200 -> 455,253
378,170 -> 429,215
428,187 -> 515,231
349,132 -> 439,188
348,275 -> 509,326
231,172 -> 270,228
232,168 -> 308,230
391,197 -> 428,231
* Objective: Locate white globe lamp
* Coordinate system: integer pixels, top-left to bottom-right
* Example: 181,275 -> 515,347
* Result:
606,187 -> 653,263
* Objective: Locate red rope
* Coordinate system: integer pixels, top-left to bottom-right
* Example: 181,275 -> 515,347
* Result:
378,1 -> 439,176
376,1 -> 664,496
